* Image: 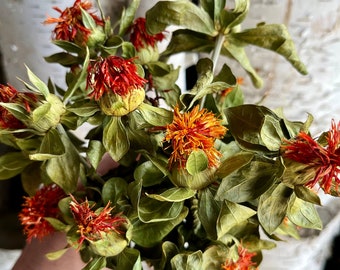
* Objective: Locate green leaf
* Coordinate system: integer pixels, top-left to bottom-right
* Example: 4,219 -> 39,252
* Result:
294,185 -> 321,205
82,257 -> 107,270
67,100 -> 100,117
232,24 -> 308,75
132,206 -> 188,247
217,200 -> 256,239
186,149 -> 209,175
258,183 -> 293,234
146,0 -> 217,36
30,128 -> 65,160
138,197 -> 183,223
0,152 -> 32,180
0,102 -> 30,123
200,0 -> 226,25
21,163 -> 44,196
81,7 -> 97,30
162,29 -> 214,56
171,251 -> 203,270
216,159 -> 281,203
102,177 -> 129,212
225,104 -> 282,153
117,248 -> 142,270
220,0 -> 250,30
134,160 -> 166,187
138,103 -> 173,126
288,195 -> 322,230
89,231 -> 128,257
198,187 -> 221,239
44,217 -> 69,231
158,241 -> 180,270
25,65 -> 50,98
118,0 -> 141,36
63,47 -> 90,103
223,38 -> 263,88
44,52 -> 80,66
260,114 -> 286,151
51,40 -> 83,54
103,117 -> 130,161
45,248 -> 69,261
147,187 -> 196,202
45,133 -> 79,193
87,140 -> 106,170
216,152 -> 254,178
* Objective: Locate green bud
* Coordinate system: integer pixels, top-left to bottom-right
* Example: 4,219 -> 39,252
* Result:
30,94 -> 66,133
135,45 -> 160,65
99,87 -> 145,116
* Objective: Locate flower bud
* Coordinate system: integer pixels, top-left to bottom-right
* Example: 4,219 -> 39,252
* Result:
30,94 -> 66,133
99,87 -> 145,116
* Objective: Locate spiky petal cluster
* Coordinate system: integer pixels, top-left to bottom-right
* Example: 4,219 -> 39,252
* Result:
165,105 -> 227,169
0,84 -> 36,129
281,120 -> 340,194
18,184 -> 66,242
221,245 -> 258,270
86,56 -> 147,100
70,196 -> 127,246
129,17 -> 165,51
44,0 -> 104,44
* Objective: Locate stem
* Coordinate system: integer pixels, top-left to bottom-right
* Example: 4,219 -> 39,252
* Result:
199,33 -> 225,109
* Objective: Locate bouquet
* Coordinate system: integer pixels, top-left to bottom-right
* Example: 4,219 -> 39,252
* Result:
1,0 -> 339,269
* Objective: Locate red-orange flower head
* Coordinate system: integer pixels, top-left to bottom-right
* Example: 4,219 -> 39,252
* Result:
86,56 -> 147,116
18,184 -> 66,242
70,196 -> 127,246
221,245 -> 258,270
281,120 -> 340,194
44,0 -> 104,45
129,17 -> 165,51
165,105 -> 227,170
0,84 -> 37,129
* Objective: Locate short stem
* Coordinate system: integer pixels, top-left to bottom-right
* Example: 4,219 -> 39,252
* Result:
199,33 -> 225,109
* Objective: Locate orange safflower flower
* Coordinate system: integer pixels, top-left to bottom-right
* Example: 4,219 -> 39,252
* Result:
281,120 -> 340,194
129,17 -> 165,51
0,84 -> 37,129
44,0 -> 104,44
221,245 -> 258,270
165,105 -> 227,169
18,184 -> 66,242
70,196 -> 127,246
86,56 -> 147,100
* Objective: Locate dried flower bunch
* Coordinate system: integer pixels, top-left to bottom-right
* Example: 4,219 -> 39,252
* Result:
0,0 -> 339,269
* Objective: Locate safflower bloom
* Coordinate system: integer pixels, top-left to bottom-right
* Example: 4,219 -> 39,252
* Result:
70,196 -> 127,246
221,245 -> 258,270
0,84 -> 36,129
44,0 -> 104,44
281,120 -> 340,194
87,56 -> 147,100
165,105 -> 227,169
18,184 -> 66,242
129,17 -> 165,51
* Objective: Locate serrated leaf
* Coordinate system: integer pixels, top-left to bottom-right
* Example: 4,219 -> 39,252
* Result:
146,0 -> 217,36
103,117 -> 130,161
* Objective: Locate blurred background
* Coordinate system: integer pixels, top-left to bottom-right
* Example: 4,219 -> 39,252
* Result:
0,0 -> 340,269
